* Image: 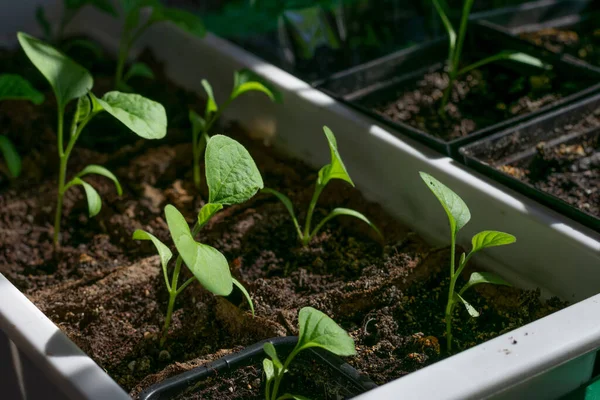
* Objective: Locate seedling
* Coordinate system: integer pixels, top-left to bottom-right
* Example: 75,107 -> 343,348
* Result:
420,172 -> 516,352
432,0 -> 548,116
134,135 -> 262,346
0,74 -> 45,178
115,0 -> 205,90
264,126 -> 381,246
263,307 -> 356,400
18,32 -> 167,247
189,70 -> 277,190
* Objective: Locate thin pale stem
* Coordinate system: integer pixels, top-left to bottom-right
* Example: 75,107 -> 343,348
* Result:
302,184 -> 324,245
192,130 -> 200,189
271,347 -> 301,400
445,233 -> 457,352
53,113 -> 96,248
160,222 -> 202,346
116,20 -> 155,87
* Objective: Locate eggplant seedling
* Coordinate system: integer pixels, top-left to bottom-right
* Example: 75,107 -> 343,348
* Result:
263,307 -> 356,400
18,32 -> 167,247
115,0 -> 205,90
0,74 -> 45,178
420,172 -> 516,352
432,0 -> 548,116
134,135 -> 262,346
189,69 -> 278,190
264,126 -> 381,246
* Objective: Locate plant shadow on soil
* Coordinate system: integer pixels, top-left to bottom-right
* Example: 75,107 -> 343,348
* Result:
0,41 -> 567,399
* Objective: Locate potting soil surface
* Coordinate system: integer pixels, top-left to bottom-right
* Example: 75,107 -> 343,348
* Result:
0,42 -> 566,399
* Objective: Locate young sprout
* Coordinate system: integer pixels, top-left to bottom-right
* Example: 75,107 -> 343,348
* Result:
0,74 -> 45,178
134,135 -> 262,346
264,126 -> 382,246
188,70 -> 278,190
18,32 -> 167,247
420,172 -> 516,352
432,0 -> 548,116
115,0 -> 205,90
263,307 -> 356,400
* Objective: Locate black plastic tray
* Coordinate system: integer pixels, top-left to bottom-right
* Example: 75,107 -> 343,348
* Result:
315,23 -> 600,158
137,336 -> 376,400
460,92 -> 600,233
475,0 -> 600,71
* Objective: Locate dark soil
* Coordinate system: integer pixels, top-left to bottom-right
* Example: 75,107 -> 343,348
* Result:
363,58 -> 588,141
0,39 -> 566,400
520,23 -> 600,67
500,117 -> 600,219
170,350 -> 364,400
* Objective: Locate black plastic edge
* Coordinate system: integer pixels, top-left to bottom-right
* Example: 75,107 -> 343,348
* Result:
459,92 -> 600,233
137,336 -> 376,400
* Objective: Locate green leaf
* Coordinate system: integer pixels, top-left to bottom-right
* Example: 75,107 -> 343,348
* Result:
296,307 -> 356,356
35,7 -> 52,41
0,136 -> 21,178
471,231 -> 516,253
189,109 -> 206,135
69,177 -> 102,217
17,32 -> 93,112
205,135 -> 264,205
164,204 -> 233,296
75,94 -> 92,123
506,52 -> 548,69
231,69 -> 278,102
75,164 -> 122,196
419,172 -> 471,237
121,0 -> 160,15
0,74 -> 44,105
263,358 -> 275,382
232,278 -> 255,316
132,229 -> 172,290
123,62 -> 155,83
261,188 -> 302,239
263,343 -> 282,369
456,293 -> 480,318
150,7 -> 206,37
311,207 -> 382,241
65,0 -> 118,16
197,203 -> 223,228
318,126 -> 353,187
201,80 -> 218,116
460,272 -> 511,296
94,91 -> 167,139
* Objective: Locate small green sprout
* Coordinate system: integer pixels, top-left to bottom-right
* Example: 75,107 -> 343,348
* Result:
18,32 -> 167,247
263,307 -> 356,400
432,0 -> 548,116
36,0 -> 117,43
264,126 -> 382,246
0,74 -> 45,178
420,172 -> 516,352
189,69 -> 277,190
115,0 -> 205,90
134,135 -> 263,346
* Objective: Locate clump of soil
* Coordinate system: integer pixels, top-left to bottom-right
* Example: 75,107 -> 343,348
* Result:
0,39 -> 567,400
520,24 -> 600,67
363,58 -> 587,141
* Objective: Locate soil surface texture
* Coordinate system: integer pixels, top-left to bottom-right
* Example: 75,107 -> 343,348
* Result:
500,107 -> 600,219
0,39 -> 566,399
520,23 -> 600,67
363,56 -> 589,141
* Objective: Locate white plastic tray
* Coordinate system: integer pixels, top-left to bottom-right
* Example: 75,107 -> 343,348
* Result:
1,2 -> 600,399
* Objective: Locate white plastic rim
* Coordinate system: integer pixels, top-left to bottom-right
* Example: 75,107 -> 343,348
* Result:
0,2 -> 599,399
